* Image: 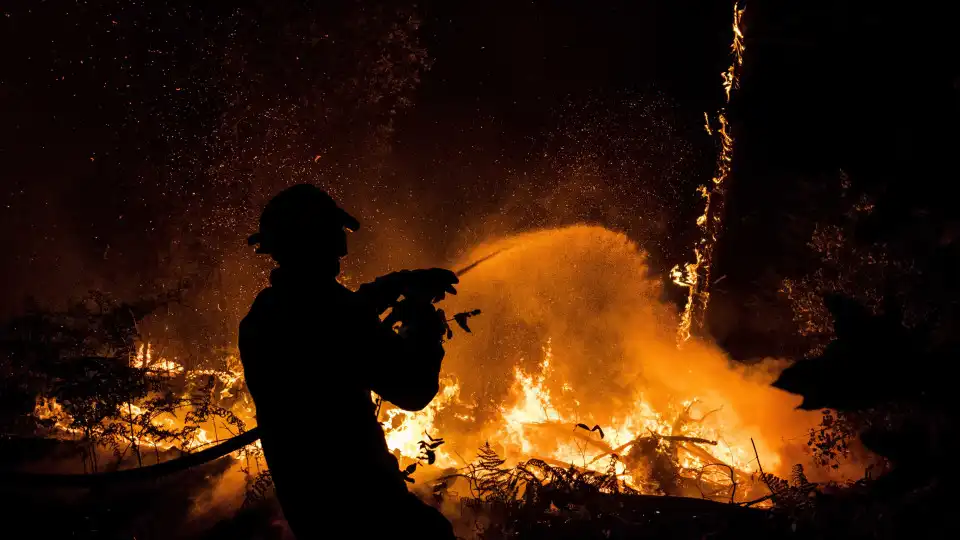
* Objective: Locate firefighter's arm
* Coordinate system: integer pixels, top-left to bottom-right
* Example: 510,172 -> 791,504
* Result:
354,269 -> 458,315
364,304 -> 446,411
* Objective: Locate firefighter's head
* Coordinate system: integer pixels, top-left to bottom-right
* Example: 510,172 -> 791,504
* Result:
248,184 -> 359,272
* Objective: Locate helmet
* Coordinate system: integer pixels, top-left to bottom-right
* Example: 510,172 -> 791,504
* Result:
247,184 -> 360,255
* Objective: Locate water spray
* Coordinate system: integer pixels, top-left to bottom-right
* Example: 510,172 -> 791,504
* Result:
454,247 -> 508,277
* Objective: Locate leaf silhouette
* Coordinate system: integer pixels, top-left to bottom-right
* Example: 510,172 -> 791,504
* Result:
404,463 -> 418,475
574,423 -> 605,439
450,309 -> 481,333
453,313 -> 472,333
425,449 -> 437,465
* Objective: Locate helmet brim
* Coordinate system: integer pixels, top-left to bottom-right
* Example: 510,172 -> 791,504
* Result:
247,208 -> 359,254
339,208 -> 361,233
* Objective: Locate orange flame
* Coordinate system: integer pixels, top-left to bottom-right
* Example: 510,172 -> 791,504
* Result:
36,345 -> 259,459
37,225 -> 824,508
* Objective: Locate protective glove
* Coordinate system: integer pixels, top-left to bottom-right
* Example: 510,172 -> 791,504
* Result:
394,298 -> 448,342
357,268 -> 459,313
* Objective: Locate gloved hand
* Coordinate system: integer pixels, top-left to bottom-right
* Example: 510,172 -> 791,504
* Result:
393,297 -> 448,342
358,268 -> 459,314
391,268 -> 459,302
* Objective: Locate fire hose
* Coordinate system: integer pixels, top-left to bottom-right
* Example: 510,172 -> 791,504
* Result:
0,249 -> 507,488
1,429 -> 262,488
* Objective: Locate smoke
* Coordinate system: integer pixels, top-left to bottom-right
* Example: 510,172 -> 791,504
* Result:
438,225 -> 821,475
19,224 -> 834,539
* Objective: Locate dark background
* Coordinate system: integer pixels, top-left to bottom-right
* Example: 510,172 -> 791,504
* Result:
2,0 -> 958,360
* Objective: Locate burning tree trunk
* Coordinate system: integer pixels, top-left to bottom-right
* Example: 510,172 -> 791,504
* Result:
674,2 -> 746,344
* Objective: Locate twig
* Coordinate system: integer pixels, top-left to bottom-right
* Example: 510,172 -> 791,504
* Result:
750,438 -> 765,477
738,493 -> 775,507
661,435 -> 718,445
128,402 -> 142,468
752,437 -> 777,503
728,464 -> 738,503
683,444 -> 753,484
691,461 -> 739,504
576,439 -> 588,469
116,442 -> 131,464
219,422 -> 238,438
690,406 -> 723,423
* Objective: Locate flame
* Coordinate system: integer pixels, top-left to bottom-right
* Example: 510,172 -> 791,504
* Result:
34,397 -> 82,436
674,2 -> 746,344
498,340 -> 564,455
416,227 -> 818,500
382,380 -> 461,467
132,342 -> 185,374
35,224 -> 822,508
36,345 -> 260,461
462,335 -> 766,495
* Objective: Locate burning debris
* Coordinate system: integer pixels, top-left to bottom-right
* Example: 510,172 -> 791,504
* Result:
426,441 -> 787,540
30,341 -> 259,474
4,226 -> 826,538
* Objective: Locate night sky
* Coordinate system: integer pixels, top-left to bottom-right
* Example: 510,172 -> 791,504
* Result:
3,1 -> 957,358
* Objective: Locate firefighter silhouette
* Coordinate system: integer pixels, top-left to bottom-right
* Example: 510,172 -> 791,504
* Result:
240,184 -> 457,539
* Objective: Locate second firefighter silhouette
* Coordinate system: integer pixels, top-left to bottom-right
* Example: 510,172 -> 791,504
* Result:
239,184 -> 457,539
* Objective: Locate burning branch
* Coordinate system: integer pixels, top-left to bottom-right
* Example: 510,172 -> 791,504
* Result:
695,462 -> 738,503
673,1 -> 747,344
